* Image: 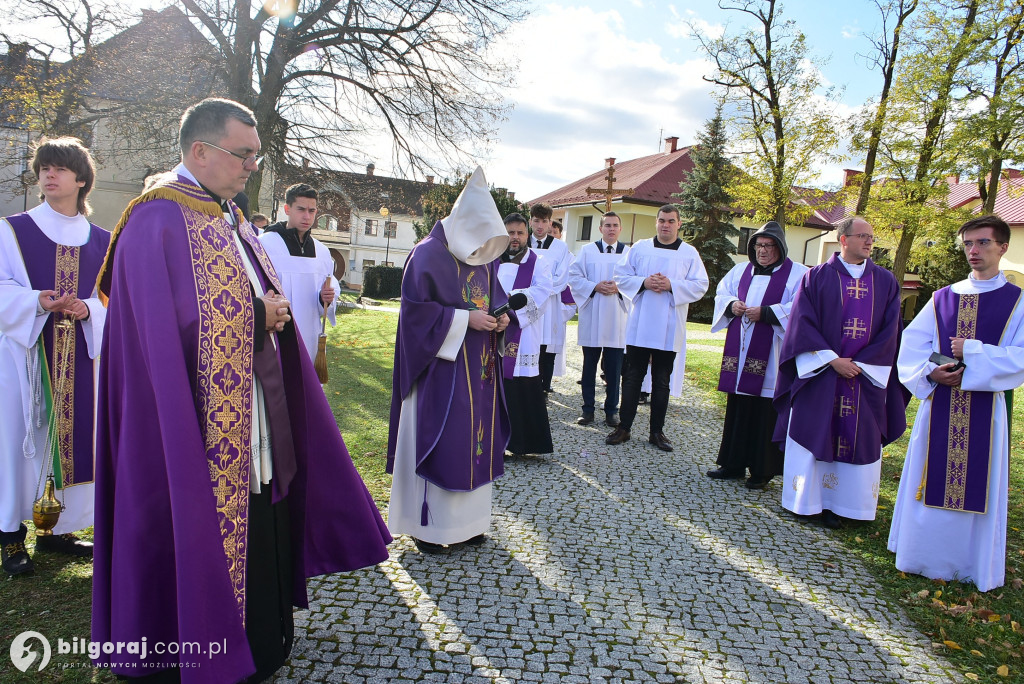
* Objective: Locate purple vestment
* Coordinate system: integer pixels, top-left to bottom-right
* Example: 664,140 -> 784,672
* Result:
925,284 -> 1022,513
92,176 -> 391,684
7,213 -> 109,487
773,254 -> 907,464
386,222 -> 510,492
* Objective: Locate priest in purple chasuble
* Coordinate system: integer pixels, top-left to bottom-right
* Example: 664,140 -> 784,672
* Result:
91,99 -> 391,684
774,216 -> 907,528
499,213 -> 556,457
0,138 -> 108,577
708,221 -> 807,490
890,215 -> 1024,592
386,166 -> 512,553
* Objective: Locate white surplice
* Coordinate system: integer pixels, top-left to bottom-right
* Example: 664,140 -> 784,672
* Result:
498,251 -> 553,377
568,241 -> 631,349
780,256 -> 890,520
0,202 -> 106,534
711,259 -> 808,398
614,238 -> 709,376
258,231 -> 339,363
888,272 -> 1024,591
528,234 -> 573,360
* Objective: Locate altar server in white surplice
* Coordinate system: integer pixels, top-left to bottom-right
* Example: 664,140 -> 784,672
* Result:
606,204 -> 708,453
527,203 -> 573,394
707,221 -> 806,490
499,213 -> 555,456
260,183 -> 339,363
889,214 -> 1024,592
568,211 -> 630,428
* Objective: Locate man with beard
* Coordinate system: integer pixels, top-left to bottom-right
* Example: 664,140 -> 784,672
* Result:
708,221 -> 807,489
499,212 -> 554,457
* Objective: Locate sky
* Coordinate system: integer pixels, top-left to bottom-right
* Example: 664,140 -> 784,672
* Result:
462,0 -> 891,202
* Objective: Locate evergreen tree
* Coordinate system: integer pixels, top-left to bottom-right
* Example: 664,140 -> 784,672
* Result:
676,107 -> 740,322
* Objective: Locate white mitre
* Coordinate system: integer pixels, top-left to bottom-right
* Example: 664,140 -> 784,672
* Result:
442,165 -> 509,265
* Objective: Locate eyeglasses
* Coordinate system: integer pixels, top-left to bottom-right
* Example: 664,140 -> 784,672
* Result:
200,141 -> 264,169
961,238 -> 1003,249
753,242 -> 777,251
848,233 -> 875,242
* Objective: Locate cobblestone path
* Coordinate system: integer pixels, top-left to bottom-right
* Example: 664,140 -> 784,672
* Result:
277,327 -> 954,684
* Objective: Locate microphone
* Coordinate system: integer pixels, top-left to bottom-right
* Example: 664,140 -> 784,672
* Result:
491,292 -> 528,318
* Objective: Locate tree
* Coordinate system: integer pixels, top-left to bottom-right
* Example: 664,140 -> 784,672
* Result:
413,173 -> 528,242
692,0 -> 841,226
178,0 -> 527,210
866,0 -> 982,284
849,0 -> 919,215
676,106 -> 740,322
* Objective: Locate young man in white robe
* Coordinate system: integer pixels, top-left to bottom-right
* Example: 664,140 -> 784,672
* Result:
606,204 -> 709,452
709,221 -> 807,489
260,183 -> 339,363
568,211 -> 630,428
0,138 -> 108,575
499,213 -> 555,456
889,214 -> 1024,592
527,203 -> 573,394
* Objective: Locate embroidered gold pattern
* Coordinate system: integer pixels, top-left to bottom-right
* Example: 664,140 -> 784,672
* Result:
942,294 -> 978,510
505,341 -> 519,358
842,317 -> 868,340
53,244 -> 80,486
184,206 -> 254,623
792,475 -> 805,493
721,355 -> 739,372
845,278 -> 868,299
822,472 -> 839,490
742,357 -> 767,376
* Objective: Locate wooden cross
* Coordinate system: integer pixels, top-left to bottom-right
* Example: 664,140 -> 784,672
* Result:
845,279 -> 868,300
842,317 -> 868,340
585,164 -> 634,212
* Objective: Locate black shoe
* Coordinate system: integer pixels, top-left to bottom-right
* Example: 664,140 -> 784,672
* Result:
1,525 -> 34,576
605,427 -> 631,445
821,510 -> 844,529
576,413 -> 595,426
605,414 -> 620,428
414,538 -> 447,554
463,534 -> 486,546
648,432 -> 673,452
706,467 -> 745,480
745,476 -> 772,490
35,533 -> 93,558
638,392 -> 649,404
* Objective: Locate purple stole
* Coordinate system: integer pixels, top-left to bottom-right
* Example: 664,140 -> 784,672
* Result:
718,259 -> 793,394
830,269 -> 876,462
923,284 -> 1021,513
502,252 -> 537,377
8,213 -> 108,488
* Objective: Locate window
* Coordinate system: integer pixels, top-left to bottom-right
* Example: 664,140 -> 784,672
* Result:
737,227 -> 755,254
383,261 -> 394,268
317,215 -> 338,231
384,221 -> 397,238
364,219 -> 378,236
362,259 -> 376,271
348,258 -> 356,272
580,216 -> 593,241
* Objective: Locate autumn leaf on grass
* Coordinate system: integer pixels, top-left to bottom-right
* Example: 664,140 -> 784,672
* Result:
966,672 -> 979,680
935,590 -> 943,598
997,665 -> 1010,677
949,605 -> 971,616
971,649 -> 984,656
978,608 -> 998,621
1012,621 -> 1022,633
917,589 -> 931,599
944,640 -> 963,650
1013,578 -> 1023,590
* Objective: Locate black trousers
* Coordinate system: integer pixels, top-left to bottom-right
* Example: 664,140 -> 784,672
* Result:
619,345 -> 676,434
538,344 -> 556,392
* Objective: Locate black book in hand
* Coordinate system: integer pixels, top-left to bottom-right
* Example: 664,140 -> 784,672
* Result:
929,351 -> 965,372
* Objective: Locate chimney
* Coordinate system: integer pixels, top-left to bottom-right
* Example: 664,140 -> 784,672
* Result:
426,175 -> 434,186
508,191 -> 515,201
843,169 -> 862,187
366,163 -> 375,176
605,157 -> 616,169
664,136 -> 679,154
945,173 -> 960,185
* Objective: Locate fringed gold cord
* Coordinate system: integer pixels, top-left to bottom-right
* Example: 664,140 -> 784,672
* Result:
96,181 -> 224,305
314,276 -> 331,384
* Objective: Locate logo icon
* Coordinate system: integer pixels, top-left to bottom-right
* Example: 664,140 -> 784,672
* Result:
10,631 -> 51,672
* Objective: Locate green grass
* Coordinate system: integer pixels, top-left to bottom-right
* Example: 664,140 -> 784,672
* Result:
684,333 -> 1024,683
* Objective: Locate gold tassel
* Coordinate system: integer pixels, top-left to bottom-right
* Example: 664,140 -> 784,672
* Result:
314,276 -> 330,384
